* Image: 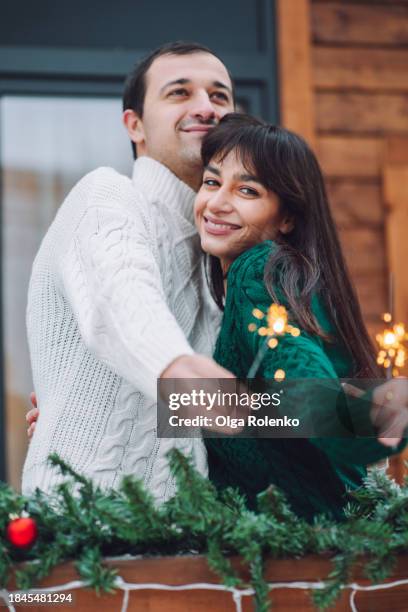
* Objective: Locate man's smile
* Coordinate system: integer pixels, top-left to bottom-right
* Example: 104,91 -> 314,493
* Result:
182,125 -> 214,133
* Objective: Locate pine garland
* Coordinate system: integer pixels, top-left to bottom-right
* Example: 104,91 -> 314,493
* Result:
1,451 -> 408,611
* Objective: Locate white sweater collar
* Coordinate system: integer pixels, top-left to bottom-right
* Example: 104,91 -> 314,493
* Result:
132,157 -> 196,225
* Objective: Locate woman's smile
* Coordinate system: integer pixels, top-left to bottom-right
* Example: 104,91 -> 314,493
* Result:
203,214 -> 242,235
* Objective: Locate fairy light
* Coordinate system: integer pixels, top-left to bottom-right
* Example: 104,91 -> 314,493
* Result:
376,312 -> 408,377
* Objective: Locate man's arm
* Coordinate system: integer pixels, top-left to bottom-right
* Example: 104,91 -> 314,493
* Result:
55,172 -> 230,400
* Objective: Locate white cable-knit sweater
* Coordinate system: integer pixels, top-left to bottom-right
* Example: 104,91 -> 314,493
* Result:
22,158 -> 221,501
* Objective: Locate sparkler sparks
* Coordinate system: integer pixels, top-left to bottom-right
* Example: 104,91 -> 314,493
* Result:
247,304 -> 300,380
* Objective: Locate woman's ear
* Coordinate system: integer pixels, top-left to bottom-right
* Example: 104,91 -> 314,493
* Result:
123,109 -> 146,153
279,216 -> 294,235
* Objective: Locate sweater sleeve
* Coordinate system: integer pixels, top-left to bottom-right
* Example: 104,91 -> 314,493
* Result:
227,242 -> 407,467
57,171 -> 194,402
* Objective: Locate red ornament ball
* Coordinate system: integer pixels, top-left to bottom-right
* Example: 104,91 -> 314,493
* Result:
6,517 -> 38,548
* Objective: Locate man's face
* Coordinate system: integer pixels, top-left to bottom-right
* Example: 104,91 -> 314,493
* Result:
130,53 -> 234,187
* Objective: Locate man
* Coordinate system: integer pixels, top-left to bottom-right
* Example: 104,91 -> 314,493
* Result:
25,41 -> 408,499
23,41 -> 235,500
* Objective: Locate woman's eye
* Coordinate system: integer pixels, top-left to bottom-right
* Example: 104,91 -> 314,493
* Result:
240,187 -> 259,196
203,178 -> 220,187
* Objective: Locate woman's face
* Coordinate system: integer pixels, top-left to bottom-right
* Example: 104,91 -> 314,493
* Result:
194,152 -> 290,271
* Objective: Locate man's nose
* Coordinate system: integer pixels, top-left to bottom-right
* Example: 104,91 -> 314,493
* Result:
191,91 -> 217,122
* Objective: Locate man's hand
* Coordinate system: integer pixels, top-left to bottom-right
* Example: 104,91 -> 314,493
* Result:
160,354 -> 248,434
26,392 -> 39,439
161,354 -> 235,380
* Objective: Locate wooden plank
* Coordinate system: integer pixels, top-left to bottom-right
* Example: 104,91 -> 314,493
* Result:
312,2 -> 408,46
276,0 -> 316,147
383,137 -> 408,330
326,179 -> 383,228
339,227 -> 386,276
385,136 -> 408,164
7,554 -> 408,611
317,136 -> 384,177
382,138 -> 408,483
312,0 -> 408,4
383,168 -> 408,324
351,273 -> 387,320
316,92 -> 408,134
367,319 -> 388,344
5,393 -> 28,492
313,47 -> 408,92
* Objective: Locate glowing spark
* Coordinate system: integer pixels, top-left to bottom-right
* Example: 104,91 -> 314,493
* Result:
274,369 -> 286,381
252,308 -> 264,320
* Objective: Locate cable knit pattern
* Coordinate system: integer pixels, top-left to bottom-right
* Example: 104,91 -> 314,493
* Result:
23,158 -> 221,500
207,241 -> 405,520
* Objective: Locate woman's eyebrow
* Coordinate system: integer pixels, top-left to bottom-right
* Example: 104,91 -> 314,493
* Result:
204,166 -> 261,184
204,164 -> 221,175
233,173 -> 261,184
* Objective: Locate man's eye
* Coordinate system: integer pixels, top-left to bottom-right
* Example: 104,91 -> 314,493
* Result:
211,91 -> 229,102
168,88 -> 188,97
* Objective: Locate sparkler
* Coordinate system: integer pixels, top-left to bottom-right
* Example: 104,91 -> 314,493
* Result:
247,304 -> 299,380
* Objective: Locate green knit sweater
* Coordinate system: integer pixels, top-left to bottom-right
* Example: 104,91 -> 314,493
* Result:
206,241 -> 406,521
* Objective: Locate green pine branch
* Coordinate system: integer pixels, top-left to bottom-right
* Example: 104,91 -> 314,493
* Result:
1,456 -> 408,612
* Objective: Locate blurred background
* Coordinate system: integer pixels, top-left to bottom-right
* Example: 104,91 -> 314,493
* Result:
1,0 -> 407,489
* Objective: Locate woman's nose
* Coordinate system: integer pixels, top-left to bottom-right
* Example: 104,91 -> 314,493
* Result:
206,189 -> 234,213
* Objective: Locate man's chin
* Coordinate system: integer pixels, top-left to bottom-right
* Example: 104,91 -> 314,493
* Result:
180,148 -> 203,167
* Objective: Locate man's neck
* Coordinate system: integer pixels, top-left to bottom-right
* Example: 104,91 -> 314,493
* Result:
137,154 -> 202,192
178,166 -> 202,192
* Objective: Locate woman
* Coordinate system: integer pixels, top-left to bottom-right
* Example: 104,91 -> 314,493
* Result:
195,113 -> 406,521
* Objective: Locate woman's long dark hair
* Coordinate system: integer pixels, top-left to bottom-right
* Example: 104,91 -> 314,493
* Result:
201,113 -> 379,378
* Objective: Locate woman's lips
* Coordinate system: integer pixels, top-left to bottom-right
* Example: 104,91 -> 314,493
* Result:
203,216 -> 241,236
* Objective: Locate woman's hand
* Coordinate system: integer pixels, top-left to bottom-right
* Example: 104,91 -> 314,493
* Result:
343,379 -> 408,447
26,392 -> 39,439
371,378 -> 408,447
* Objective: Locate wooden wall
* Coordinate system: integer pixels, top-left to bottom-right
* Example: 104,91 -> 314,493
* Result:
311,0 -> 408,339
277,0 -> 408,338
277,0 -> 408,480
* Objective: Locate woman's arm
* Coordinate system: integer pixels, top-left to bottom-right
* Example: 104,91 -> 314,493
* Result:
228,243 -> 407,467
